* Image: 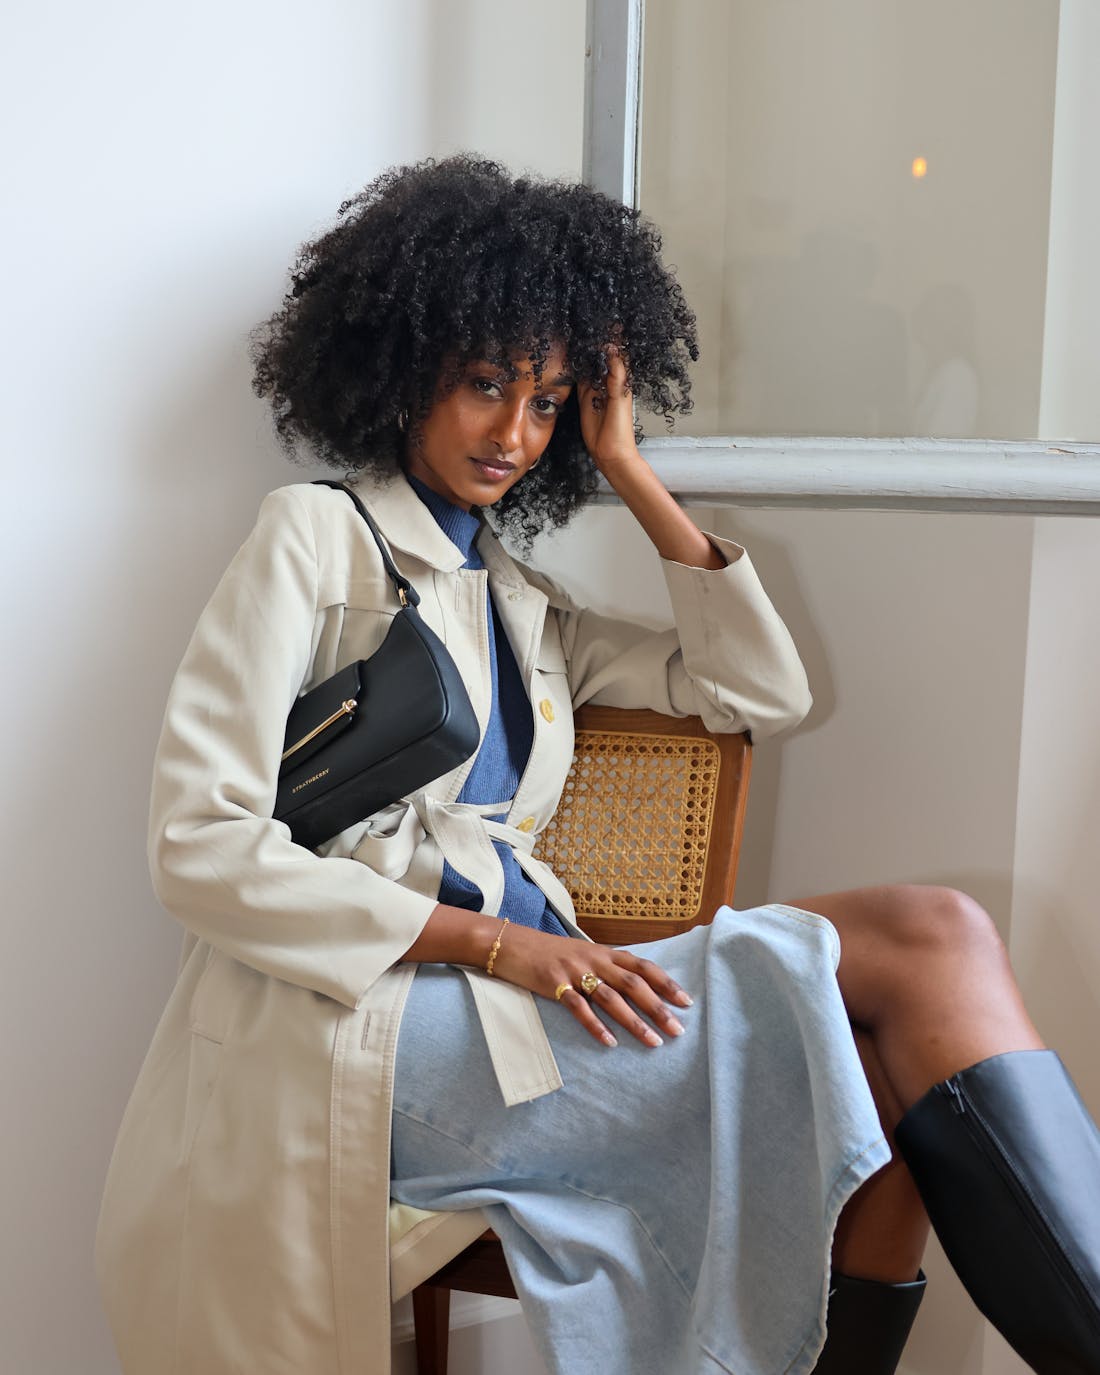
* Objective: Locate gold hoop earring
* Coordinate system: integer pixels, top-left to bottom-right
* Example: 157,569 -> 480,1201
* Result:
396,408 -> 409,433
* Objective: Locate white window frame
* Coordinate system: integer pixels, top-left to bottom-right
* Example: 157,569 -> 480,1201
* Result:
583,0 -> 1100,514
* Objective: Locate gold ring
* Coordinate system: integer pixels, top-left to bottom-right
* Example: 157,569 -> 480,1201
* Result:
580,971 -> 602,996
554,982 -> 572,1002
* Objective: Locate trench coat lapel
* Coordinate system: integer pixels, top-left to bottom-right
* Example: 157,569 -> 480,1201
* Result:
349,472 -> 466,571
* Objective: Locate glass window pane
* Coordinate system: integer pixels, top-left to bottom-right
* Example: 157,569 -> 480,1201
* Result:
639,0 -> 1060,439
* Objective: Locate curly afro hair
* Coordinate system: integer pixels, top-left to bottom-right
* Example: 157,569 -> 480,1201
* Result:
251,153 -> 698,547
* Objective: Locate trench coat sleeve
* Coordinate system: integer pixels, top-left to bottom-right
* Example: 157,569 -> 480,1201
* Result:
148,486 -> 437,1009
547,533 -> 812,740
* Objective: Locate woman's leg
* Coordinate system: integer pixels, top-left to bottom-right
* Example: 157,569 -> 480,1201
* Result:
831,1029 -> 929,1283
812,1028 -> 931,1373
791,884 -> 1100,1375
790,884 -> 1044,1109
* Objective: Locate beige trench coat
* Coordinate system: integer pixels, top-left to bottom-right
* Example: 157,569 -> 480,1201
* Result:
95,475 -> 811,1375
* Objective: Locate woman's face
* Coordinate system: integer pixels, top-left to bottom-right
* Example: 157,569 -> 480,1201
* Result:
404,342 -> 574,510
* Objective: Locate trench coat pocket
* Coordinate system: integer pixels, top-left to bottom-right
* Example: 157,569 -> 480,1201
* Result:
189,947 -> 250,1044
183,949 -> 252,1162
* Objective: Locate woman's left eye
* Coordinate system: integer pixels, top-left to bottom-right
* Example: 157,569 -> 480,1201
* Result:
531,396 -> 561,416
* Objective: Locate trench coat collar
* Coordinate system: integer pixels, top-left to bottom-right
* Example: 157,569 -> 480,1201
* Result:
347,470 -> 468,572
348,471 -> 527,589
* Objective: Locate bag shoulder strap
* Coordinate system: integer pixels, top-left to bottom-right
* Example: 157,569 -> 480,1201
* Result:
311,479 -> 420,609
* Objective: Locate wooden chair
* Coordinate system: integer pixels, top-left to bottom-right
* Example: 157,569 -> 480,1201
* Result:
400,705 -> 753,1375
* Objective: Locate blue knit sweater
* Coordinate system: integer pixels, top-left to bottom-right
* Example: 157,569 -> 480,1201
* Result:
407,477 -> 568,936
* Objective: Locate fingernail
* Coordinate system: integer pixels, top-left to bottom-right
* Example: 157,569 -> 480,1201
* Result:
602,1032 -> 618,1048
644,1029 -> 663,1047
675,991 -> 694,1007
666,1017 -> 685,1036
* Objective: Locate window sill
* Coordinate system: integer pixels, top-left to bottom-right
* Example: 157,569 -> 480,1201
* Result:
610,437 -> 1100,514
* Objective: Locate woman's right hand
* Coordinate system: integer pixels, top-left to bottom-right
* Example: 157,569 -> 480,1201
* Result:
400,904 -> 693,1048
491,921 -> 693,1049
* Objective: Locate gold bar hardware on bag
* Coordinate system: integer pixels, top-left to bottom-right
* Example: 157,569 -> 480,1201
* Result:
281,699 -> 358,763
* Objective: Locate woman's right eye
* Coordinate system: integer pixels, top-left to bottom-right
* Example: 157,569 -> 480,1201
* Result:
471,377 -> 502,397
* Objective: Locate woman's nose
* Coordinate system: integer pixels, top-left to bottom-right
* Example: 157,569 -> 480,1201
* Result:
489,400 -> 527,455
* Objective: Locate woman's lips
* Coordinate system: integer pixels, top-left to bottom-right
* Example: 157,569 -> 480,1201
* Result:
469,457 -> 515,480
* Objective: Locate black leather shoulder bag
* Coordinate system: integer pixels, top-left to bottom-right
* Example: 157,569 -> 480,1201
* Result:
273,480 -> 480,849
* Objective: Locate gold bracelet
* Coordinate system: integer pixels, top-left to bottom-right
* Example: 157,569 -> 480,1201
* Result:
486,917 -> 510,977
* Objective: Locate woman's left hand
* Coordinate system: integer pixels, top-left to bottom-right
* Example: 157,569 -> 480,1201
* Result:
577,346 -> 640,474
575,342 -> 727,570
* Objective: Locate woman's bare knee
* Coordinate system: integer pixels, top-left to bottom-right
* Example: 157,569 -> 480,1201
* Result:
795,882 -> 999,953
793,883 -> 1009,1024
795,883 -> 1043,1101
883,885 -> 1008,975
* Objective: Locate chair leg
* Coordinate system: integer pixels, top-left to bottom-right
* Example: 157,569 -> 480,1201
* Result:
412,1283 -> 451,1375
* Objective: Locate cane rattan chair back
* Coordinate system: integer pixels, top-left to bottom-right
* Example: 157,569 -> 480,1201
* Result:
535,705 -> 751,945
407,707 -> 752,1375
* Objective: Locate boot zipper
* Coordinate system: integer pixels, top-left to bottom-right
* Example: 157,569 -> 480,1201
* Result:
937,1074 -> 1100,1330
942,1078 -> 966,1114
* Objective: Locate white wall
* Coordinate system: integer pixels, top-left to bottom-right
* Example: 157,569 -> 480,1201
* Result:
991,8 -> 1100,1370
1018,0 -> 1100,1154
1,3 -> 582,1372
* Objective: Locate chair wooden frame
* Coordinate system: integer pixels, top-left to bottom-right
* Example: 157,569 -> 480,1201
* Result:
409,706 -> 752,1375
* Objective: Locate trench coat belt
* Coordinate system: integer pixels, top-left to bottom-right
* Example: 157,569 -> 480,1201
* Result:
411,795 -> 531,916
410,794 -> 566,1105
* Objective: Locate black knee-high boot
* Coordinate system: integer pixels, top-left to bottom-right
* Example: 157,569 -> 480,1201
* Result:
895,1049 -> 1100,1375
811,1271 -> 926,1374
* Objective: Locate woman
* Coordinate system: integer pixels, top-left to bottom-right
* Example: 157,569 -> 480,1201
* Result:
96,156 -> 1100,1375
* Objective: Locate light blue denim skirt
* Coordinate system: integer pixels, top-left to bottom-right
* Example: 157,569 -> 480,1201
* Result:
391,904 -> 890,1375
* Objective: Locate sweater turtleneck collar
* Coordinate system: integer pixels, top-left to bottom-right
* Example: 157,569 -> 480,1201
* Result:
404,474 -> 482,562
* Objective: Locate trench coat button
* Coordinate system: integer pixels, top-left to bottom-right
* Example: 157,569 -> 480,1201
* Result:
507,590 -> 524,601
538,698 -> 555,723
517,816 -> 536,833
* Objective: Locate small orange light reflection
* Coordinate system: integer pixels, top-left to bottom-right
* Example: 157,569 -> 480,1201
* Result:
912,156 -> 928,179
